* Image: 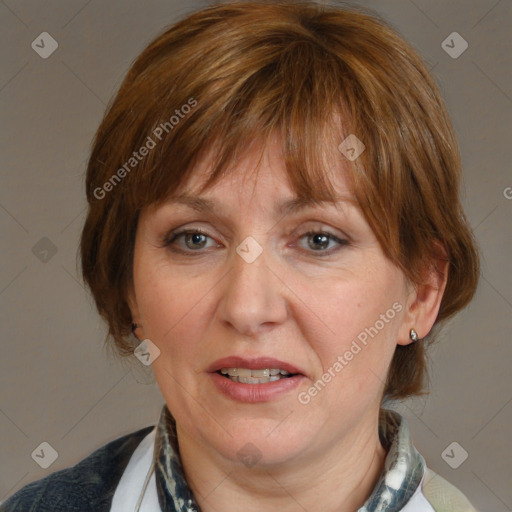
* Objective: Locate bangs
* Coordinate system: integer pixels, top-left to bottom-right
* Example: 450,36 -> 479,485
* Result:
123,23 -> 361,213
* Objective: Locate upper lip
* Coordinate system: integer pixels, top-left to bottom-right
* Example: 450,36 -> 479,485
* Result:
207,356 -> 306,376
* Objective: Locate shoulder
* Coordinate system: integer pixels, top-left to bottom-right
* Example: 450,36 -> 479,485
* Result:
0,425 -> 154,512
421,468 -> 479,512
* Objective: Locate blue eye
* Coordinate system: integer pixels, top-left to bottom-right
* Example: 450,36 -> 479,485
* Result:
163,229 -> 217,252
298,231 -> 348,255
163,229 -> 348,256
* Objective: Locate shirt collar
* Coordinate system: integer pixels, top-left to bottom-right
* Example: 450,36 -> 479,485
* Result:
152,405 -> 425,512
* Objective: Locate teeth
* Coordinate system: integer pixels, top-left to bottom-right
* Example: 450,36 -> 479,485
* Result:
220,367 -> 292,378
219,367 -> 296,383
229,375 -> 278,384
239,376 -> 270,384
251,369 -> 270,378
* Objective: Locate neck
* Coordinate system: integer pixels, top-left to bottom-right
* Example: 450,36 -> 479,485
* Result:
176,409 -> 387,512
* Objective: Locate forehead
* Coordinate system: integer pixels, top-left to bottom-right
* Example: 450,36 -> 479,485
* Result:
160,136 -> 358,213
159,193 -> 357,220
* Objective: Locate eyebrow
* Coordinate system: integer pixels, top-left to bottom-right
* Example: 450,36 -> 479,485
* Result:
168,193 -> 354,216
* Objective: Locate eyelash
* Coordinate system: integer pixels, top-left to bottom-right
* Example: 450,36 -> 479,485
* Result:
162,228 -> 349,257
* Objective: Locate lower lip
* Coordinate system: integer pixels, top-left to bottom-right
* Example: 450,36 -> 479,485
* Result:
209,372 -> 305,403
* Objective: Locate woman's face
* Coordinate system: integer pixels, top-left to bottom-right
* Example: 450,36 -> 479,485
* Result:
129,140 -> 415,466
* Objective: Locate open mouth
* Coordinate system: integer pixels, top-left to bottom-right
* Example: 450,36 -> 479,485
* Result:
217,368 -> 298,384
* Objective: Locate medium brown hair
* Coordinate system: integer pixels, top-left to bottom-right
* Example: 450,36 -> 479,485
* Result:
80,0 -> 479,400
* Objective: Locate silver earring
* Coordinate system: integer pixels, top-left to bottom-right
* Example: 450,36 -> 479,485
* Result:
409,328 -> 419,342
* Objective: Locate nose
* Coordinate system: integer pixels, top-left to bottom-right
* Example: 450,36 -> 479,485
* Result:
217,242 -> 288,337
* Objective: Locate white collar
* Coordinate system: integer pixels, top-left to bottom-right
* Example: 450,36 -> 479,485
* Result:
110,425 -> 435,511
110,427 -> 161,512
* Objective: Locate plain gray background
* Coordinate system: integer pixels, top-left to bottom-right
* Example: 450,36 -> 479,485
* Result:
1,0 -> 511,509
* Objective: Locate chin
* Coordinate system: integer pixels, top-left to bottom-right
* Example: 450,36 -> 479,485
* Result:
208,416 -> 313,467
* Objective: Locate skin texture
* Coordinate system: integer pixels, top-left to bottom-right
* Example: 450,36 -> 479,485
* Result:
128,139 -> 448,512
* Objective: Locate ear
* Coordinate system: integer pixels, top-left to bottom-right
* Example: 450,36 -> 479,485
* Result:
397,241 -> 449,345
126,283 -> 145,340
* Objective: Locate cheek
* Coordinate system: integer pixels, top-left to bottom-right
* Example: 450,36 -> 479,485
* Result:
134,260 -> 211,356
136,267 -> 214,419
294,267 -> 404,389
302,273 -> 400,343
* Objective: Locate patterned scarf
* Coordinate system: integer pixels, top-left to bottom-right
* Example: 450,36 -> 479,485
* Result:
152,405 -> 425,512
